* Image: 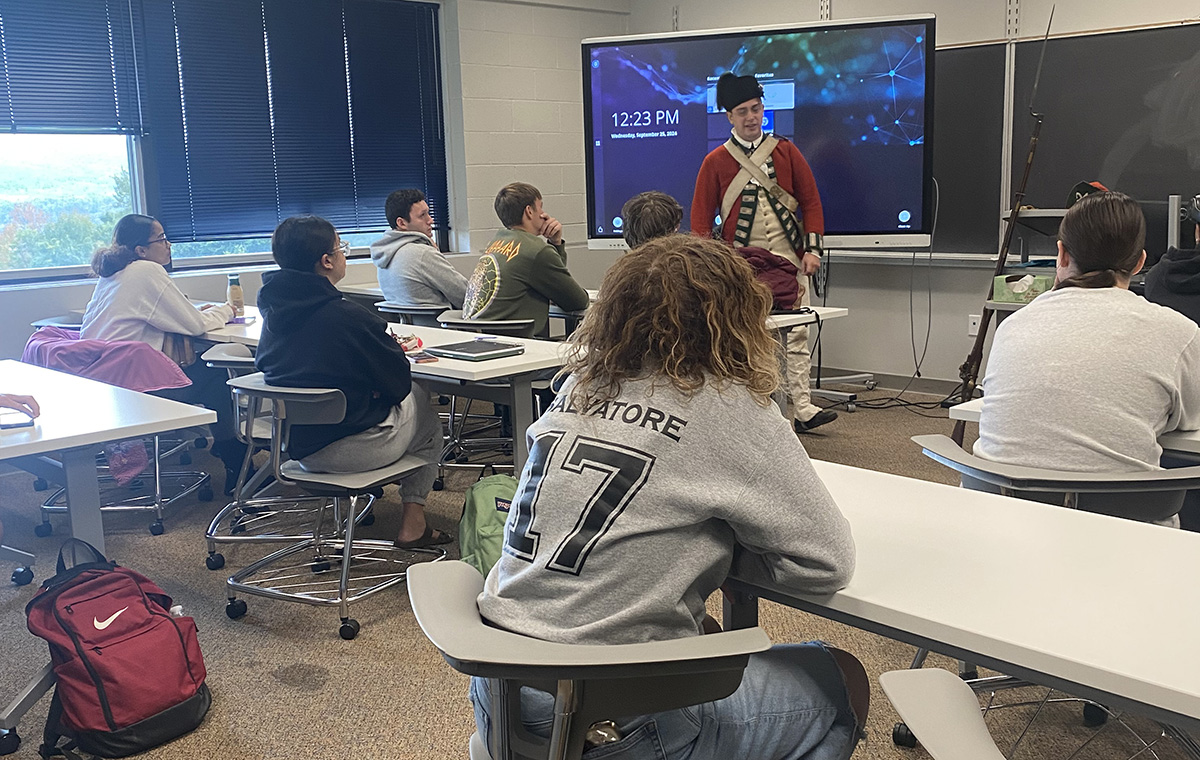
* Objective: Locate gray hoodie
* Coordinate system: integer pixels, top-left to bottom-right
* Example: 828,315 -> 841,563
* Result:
369,229 -> 468,309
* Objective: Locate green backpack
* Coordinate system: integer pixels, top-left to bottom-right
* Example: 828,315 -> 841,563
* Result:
458,473 -> 518,576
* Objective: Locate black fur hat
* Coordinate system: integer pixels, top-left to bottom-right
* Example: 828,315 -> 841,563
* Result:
716,72 -> 763,111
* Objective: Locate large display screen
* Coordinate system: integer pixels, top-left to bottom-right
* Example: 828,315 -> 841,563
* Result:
583,16 -> 935,249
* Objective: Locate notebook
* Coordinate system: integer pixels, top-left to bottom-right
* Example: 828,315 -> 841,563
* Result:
425,340 -> 525,361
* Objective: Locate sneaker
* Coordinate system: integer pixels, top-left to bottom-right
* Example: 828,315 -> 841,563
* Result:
794,409 -> 838,433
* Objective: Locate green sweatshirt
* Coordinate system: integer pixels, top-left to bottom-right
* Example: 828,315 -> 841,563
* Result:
463,228 -> 590,337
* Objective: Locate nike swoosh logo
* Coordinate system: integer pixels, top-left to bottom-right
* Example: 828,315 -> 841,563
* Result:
93,607 -> 129,631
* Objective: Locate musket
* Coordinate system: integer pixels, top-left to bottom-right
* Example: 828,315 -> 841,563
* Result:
951,6 -> 1054,446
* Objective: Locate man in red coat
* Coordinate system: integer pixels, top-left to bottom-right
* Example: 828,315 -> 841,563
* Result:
691,72 -> 835,433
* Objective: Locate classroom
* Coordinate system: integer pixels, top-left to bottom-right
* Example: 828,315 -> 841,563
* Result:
2,0 -> 1200,758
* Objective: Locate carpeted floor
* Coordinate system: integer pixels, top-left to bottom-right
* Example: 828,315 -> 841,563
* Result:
0,389 -> 1186,759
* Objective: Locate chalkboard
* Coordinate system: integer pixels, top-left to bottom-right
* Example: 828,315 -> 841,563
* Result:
930,43 -> 1006,253
1012,24 -> 1200,256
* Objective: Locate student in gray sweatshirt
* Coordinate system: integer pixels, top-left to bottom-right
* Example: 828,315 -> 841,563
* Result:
369,189 -> 467,320
978,192 -> 1200,523
472,234 -> 865,760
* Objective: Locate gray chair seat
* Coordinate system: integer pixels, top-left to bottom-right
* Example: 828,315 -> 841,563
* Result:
409,560 -> 771,760
437,309 -> 535,337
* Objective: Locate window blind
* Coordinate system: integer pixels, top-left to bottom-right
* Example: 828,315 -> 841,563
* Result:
0,0 -> 142,134
141,0 -> 448,244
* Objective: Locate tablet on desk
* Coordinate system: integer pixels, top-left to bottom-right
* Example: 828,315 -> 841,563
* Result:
425,340 -> 525,361
0,410 -> 35,429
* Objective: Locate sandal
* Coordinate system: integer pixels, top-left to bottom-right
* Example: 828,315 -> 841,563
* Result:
394,523 -> 453,549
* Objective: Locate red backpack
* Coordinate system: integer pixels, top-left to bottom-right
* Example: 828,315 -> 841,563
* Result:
25,540 -> 210,759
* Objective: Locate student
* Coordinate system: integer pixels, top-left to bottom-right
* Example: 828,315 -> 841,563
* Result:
620,190 -> 682,249
977,192 -> 1200,513
370,188 -> 467,317
463,182 -> 589,337
1143,224 -> 1200,326
81,214 -> 245,492
255,216 -> 448,548
472,234 -> 865,760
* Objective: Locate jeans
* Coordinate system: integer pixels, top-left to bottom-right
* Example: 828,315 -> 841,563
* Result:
469,643 -> 860,760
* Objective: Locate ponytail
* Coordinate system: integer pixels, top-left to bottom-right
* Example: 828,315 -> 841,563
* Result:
91,214 -> 158,278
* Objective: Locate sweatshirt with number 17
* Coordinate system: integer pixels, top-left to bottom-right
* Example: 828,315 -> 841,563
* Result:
478,373 -> 855,645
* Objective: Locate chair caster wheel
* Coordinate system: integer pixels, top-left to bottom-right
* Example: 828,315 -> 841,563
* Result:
432,478 -> 444,491
311,560 -> 332,573
0,728 -> 20,755
198,486 -> 214,502
230,521 -> 247,535
959,669 -> 978,681
33,478 -> 49,492
438,395 -> 450,405
339,618 -> 360,640
194,437 -> 208,449
455,454 -> 470,464
360,513 -> 375,526
892,722 -> 918,748
865,380 -> 878,390
846,403 -> 857,412
34,523 -> 53,538
205,553 -> 225,571
226,599 -> 248,619
11,567 -> 34,586
1083,703 -> 1108,727
179,452 -> 192,465
149,521 -> 165,536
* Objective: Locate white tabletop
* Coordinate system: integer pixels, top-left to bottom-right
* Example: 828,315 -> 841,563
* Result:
766,306 -> 847,330
949,396 -> 1200,457
762,460 -> 1200,727
0,360 -> 216,460
338,282 -> 385,299
205,307 -> 568,383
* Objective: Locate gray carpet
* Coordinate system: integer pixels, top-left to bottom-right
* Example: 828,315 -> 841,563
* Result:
0,389 -> 1185,759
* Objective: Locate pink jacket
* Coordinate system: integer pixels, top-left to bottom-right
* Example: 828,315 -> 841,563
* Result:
22,327 -> 192,393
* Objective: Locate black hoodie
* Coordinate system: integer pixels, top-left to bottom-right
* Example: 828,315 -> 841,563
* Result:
1144,246 -> 1200,327
255,268 -> 412,460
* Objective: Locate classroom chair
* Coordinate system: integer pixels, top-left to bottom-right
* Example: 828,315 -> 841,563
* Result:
408,560 -> 772,760
374,300 -> 447,327
880,668 -> 1006,760
22,327 -> 215,535
223,372 -> 444,639
199,344 -> 329,572
431,310 -> 537,486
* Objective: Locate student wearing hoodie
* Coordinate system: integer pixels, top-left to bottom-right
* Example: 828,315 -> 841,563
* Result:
369,189 -> 467,321
1144,224 -> 1200,325
256,215 -> 450,549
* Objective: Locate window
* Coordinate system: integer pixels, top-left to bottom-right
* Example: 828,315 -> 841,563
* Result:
0,134 -> 134,272
0,0 -> 449,278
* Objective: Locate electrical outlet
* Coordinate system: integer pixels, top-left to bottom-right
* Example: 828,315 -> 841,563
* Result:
967,314 -> 981,337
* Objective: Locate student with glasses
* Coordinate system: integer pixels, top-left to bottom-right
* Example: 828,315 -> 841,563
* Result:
254,216 -> 449,549
81,213 -> 246,493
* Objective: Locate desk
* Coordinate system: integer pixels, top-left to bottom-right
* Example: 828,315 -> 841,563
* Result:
724,460 -> 1200,734
207,309 -> 567,469
0,360 -> 215,741
0,360 -> 216,554
949,396 -> 1200,459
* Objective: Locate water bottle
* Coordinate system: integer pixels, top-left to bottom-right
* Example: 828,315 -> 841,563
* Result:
227,274 -> 244,317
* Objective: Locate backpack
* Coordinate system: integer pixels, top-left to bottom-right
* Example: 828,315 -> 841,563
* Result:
25,540 -> 210,759
459,472 -> 518,576
736,246 -> 801,310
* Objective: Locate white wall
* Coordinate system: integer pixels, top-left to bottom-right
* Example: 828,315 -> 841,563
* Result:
444,0 -> 630,254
